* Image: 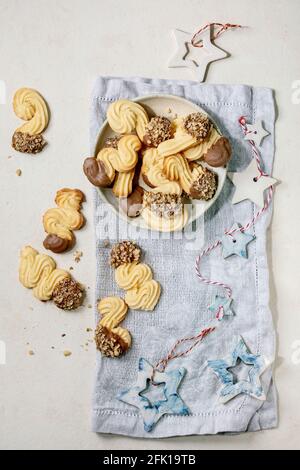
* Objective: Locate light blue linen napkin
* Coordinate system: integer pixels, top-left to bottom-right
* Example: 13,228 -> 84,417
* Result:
90,76 -> 277,438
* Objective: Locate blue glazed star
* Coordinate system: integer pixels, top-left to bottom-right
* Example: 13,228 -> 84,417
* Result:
208,336 -> 269,403
117,358 -> 189,432
208,295 -> 234,320
221,223 -> 255,259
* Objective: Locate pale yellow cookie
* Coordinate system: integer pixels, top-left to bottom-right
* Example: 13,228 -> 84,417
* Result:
112,134 -> 141,172
141,205 -> 189,232
98,296 -> 128,329
107,99 -> 149,140
96,147 -> 117,181
163,154 -> 193,193
183,128 -> 221,161
151,181 -> 182,195
157,119 -> 197,157
97,296 -> 131,354
115,262 -> 152,290
13,88 -> 49,135
125,280 -> 161,311
19,246 -> 70,301
113,170 -> 135,198
43,189 -> 84,243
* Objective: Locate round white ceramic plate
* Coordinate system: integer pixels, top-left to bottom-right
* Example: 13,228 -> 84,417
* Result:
94,94 -> 227,231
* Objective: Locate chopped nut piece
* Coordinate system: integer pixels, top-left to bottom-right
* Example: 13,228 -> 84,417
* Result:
102,239 -> 110,248
12,131 -> 46,154
63,350 -> 72,357
86,327 -> 93,332
16,168 -> 22,176
110,240 -> 141,268
183,112 -> 212,141
28,350 -> 35,356
104,136 -> 121,149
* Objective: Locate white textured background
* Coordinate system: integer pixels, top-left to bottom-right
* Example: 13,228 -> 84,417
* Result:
0,0 -> 299,450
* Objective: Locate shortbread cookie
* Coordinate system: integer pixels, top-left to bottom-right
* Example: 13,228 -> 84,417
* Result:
125,280 -> 161,311
183,127 -> 221,161
143,116 -> 172,147
113,170 -> 135,198
112,134 -> 141,172
157,113 -> 212,158
19,246 -> 83,309
115,262 -> 152,290
12,88 -> 49,154
141,148 -> 181,193
110,240 -> 141,268
141,205 -> 189,232
189,165 -> 218,200
107,99 -> 149,140
43,188 -> 85,253
203,136 -> 232,167
163,153 -> 193,194
96,297 -> 131,357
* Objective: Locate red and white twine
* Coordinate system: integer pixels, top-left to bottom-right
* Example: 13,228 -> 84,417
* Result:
151,116 -> 274,377
191,22 -> 243,48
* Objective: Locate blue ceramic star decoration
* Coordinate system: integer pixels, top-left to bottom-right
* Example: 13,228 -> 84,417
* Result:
221,223 -> 255,259
207,336 -> 270,404
117,358 -> 189,432
209,295 -> 234,321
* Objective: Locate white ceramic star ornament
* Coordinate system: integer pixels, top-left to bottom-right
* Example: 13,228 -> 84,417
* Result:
244,121 -> 269,147
229,158 -> 277,208
168,27 -> 227,82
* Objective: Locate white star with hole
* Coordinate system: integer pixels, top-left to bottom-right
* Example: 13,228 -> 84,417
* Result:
244,121 -> 269,147
229,158 -> 277,208
168,28 -> 227,82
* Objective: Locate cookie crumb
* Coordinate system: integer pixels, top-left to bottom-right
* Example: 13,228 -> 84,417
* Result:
28,350 -> 35,356
102,239 -> 110,248
86,327 -> 93,332
69,266 -> 74,271
61,333 -> 66,337
73,250 -> 83,263
63,350 -> 72,357
16,168 -> 22,176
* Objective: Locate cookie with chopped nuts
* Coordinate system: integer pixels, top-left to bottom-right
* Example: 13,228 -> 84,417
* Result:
109,240 -> 141,268
143,191 -> 183,219
143,116 -> 172,147
52,277 -> 84,310
189,165 -> 218,201
12,88 -> 49,154
183,112 -> 212,141
12,131 -> 47,154
96,296 -> 131,357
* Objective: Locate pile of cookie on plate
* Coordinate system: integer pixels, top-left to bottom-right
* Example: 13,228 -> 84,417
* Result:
83,99 -> 232,231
